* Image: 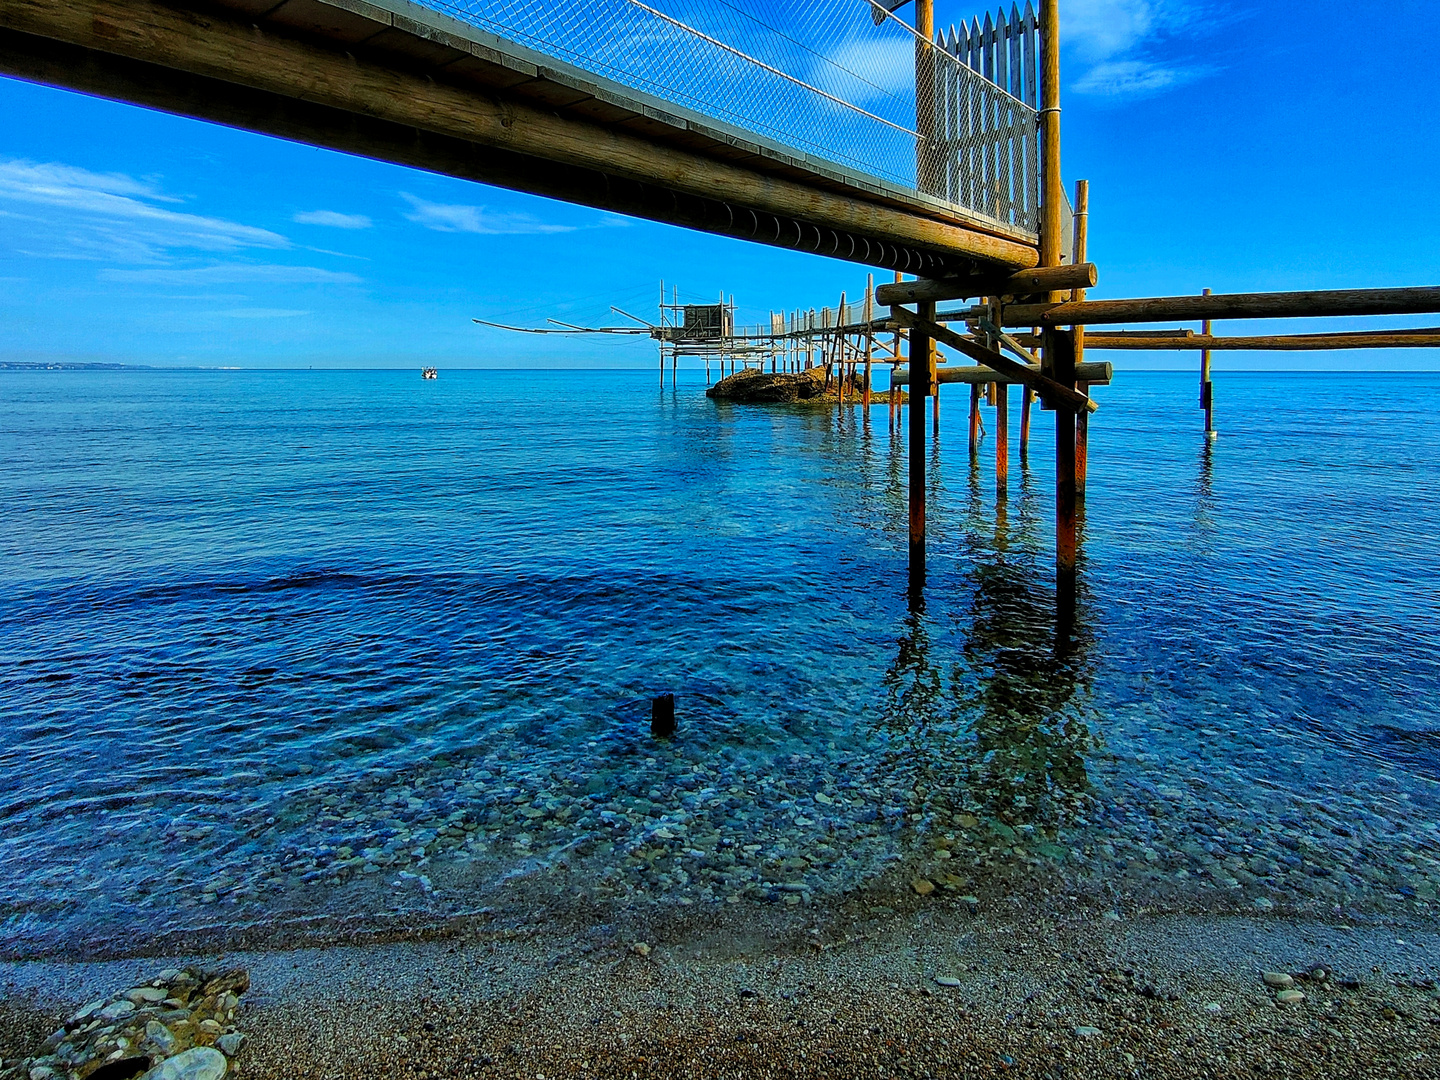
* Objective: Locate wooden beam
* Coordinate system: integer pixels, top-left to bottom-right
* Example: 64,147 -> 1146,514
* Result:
875,263 -> 1096,306
889,306 -> 1097,412
1079,328 -> 1440,350
1005,286 -> 1440,327
0,0 -> 1040,271
891,360 -> 1112,385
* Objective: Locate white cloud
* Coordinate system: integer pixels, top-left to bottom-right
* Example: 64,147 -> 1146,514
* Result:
293,209 -> 372,229
1063,0 -> 1211,98
1073,58 -> 1202,95
400,193 -> 576,235
0,159 -> 287,260
99,264 -> 361,285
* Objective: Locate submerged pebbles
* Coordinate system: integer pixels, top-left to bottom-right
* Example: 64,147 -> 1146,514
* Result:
8,967 -> 248,1080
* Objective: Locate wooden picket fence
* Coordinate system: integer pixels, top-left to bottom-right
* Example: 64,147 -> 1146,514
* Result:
926,3 -> 1042,234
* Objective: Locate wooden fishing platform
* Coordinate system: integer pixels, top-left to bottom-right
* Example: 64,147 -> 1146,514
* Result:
3,0 -> 1436,624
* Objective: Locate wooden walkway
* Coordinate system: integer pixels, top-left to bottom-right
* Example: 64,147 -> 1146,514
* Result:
0,0 -> 1038,276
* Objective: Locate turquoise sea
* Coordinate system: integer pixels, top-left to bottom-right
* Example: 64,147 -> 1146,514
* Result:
2,368 -> 1437,957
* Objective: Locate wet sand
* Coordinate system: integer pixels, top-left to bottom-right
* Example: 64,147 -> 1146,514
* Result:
4,897 -> 1439,1079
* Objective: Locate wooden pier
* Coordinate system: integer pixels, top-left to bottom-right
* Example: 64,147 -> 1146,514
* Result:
4,0 -> 1438,625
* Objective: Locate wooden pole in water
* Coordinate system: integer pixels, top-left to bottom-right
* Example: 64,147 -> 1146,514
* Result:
863,274 -> 875,413
969,382 -> 982,453
996,382 -> 1009,492
1200,287 -> 1214,436
909,301 -> 934,591
891,271 -> 903,426
1039,0 -> 1077,614
1072,179 -> 1090,502
931,345 -> 940,433
1020,386 -> 1032,455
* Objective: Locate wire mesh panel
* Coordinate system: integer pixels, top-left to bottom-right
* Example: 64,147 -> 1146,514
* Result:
406,0 -> 1040,237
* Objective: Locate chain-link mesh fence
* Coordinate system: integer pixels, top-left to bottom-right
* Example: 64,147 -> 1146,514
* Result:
410,0 -> 1041,236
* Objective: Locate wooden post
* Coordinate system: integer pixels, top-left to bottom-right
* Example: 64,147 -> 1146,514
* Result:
863,274 -> 874,413
1039,0 -> 1076,622
1072,179 -> 1090,502
1039,0 -> 1063,275
1200,287 -> 1215,436
909,301 -> 934,592
891,271 -> 903,427
996,382 -> 1009,492
1020,386 -> 1032,455
931,353 -> 940,433
969,382 -> 982,453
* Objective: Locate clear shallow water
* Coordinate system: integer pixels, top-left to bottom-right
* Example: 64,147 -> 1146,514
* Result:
1,368 -> 1438,957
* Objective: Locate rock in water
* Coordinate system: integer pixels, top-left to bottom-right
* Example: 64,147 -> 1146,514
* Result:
140,1047 -> 228,1080
705,367 -> 827,403
651,694 -> 676,738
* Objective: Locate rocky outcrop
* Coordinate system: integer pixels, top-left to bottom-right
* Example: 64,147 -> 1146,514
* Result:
11,968 -> 248,1080
705,367 -> 828,403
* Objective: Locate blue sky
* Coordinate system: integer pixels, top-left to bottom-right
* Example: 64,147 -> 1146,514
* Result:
0,0 -> 1436,369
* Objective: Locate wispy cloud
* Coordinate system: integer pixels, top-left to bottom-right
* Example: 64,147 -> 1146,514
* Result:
1065,0 -> 1213,97
293,209 -> 372,229
1073,58 -> 1195,95
400,193 -> 577,236
213,308 -> 311,319
99,264 -> 361,285
0,159 -> 288,260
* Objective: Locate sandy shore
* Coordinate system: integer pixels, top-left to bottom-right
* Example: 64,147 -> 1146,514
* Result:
4,896 -> 1439,1079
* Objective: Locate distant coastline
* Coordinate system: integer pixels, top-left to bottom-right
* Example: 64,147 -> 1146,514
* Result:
0,361 -> 151,370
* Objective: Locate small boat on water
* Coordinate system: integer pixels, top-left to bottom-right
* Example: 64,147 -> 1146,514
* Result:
421,367 -> 438,380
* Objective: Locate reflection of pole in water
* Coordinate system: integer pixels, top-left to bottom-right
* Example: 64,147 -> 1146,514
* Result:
877,506 -> 1095,840
1194,436 -> 1217,545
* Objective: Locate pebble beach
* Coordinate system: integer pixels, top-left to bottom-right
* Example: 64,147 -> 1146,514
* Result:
4,900 -> 1439,1078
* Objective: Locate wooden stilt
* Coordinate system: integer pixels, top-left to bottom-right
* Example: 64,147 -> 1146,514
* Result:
1201,287 -> 1214,436
909,303 -> 933,592
1040,0 -> 1077,631
968,383 -> 981,453
996,382 -> 1009,493
863,274 -> 874,414
1020,387 -> 1032,455
1072,179 -> 1090,504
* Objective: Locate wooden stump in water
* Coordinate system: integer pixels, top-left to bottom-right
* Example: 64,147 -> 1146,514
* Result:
651,694 -> 676,738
